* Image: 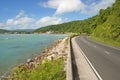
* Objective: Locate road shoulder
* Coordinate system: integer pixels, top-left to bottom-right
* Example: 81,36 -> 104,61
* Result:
71,36 -> 100,80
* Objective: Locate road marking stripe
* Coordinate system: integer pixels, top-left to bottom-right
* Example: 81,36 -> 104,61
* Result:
105,51 -> 110,55
80,48 -> 103,80
75,37 -> 103,80
87,37 -> 120,51
94,45 -> 97,48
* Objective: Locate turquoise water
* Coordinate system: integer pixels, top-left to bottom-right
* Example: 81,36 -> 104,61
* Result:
0,34 -> 65,76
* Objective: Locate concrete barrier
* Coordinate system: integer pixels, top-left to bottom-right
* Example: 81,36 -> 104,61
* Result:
66,39 -> 73,80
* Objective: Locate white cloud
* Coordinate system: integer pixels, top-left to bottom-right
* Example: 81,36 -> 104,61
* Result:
5,10 -> 35,29
56,0 -> 86,14
42,0 -> 62,9
15,10 -> 25,19
6,17 -> 34,26
0,22 -> 11,30
0,0 -> 115,30
36,16 -> 63,27
42,0 -> 114,15
0,22 -> 5,29
42,0 -> 86,15
82,0 -> 115,14
0,10 -> 66,30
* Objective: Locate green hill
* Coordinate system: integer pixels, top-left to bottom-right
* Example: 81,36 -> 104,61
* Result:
34,18 -> 94,34
92,0 -> 120,42
0,29 -> 10,33
35,0 -> 120,46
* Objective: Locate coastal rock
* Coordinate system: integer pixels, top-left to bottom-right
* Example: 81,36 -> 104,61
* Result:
7,37 -> 68,80
27,58 -> 33,63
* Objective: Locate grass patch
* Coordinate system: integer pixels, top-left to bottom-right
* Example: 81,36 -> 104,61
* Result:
90,36 -> 120,48
9,58 -> 66,80
68,33 -> 80,39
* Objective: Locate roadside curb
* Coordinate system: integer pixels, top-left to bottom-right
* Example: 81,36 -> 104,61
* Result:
76,37 -> 103,80
66,39 -> 73,80
71,36 -> 101,80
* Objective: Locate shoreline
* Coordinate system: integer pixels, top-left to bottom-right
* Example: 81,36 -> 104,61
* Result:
0,40 -> 58,78
1,37 -> 68,79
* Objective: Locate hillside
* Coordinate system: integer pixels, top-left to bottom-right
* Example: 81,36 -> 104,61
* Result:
12,29 -> 35,33
0,29 -> 10,33
0,29 -> 35,34
92,0 -> 120,43
34,0 -> 120,46
34,18 -> 95,34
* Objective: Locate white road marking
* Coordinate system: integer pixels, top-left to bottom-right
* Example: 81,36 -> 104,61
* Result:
80,49 -> 103,80
105,51 -> 110,55
94,45 -> 97,48
76,45 -> 103,79
75,37 -> 103,80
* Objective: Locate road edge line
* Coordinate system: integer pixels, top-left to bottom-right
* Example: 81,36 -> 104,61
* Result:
75,37 -> 103,80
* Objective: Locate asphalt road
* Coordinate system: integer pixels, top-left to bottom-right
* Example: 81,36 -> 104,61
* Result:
75,36 -> 120,80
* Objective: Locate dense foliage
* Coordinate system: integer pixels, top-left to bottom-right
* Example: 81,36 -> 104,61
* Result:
0,29 -> 34,34
8,58 -> 66,80
0,29 -> 10,33
92,0 -> 120,43
34,19 -> 93,34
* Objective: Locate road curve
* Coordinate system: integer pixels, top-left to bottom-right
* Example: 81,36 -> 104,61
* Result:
75,36 -> 120,80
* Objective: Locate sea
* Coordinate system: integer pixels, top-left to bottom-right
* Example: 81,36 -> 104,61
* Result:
0,34 -> 66,77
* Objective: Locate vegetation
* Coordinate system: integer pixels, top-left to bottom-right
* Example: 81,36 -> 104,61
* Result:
90,36 -> 120,47
0,29 -> 10,33
2,0 -> 120,79
35,0 -> 120,47
34,20 -> 92,34
68,33 -> 81,39
8,58 -> 66,80
91,0 -> 120,44
0,29 -> 34,34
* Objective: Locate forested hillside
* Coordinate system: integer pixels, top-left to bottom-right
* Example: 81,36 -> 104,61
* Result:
0,29 -> 10,33
35,0 -> 120,45
92,0 -> 120,43
34,16 -> 98,34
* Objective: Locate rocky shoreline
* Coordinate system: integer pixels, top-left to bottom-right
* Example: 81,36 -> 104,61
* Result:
2,37 -> 68,80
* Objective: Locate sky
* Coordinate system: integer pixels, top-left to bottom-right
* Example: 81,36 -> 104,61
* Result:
0,0 -> 115,30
